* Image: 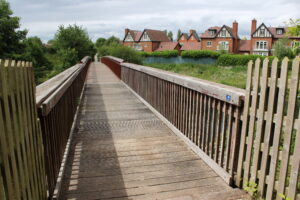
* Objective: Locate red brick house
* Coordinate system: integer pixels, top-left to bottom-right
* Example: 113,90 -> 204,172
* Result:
179,29 -> 201,51
123,28 -> 171,52
200,21 -> 240,53
177,33 -> 189,45
250,19 -> 300,56
123,29 -> 143,50
238,40 -> 251,54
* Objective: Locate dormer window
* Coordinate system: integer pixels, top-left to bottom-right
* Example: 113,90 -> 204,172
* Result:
209,30 -> 216,36
276,28 -> 283,35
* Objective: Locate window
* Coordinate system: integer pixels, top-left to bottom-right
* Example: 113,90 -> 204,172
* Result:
255,41 -> 267,49
220,30 -> 226,37
181,36 -> 185,41
259,28 -> 265,36
292,41 -> 300,48
209,30 -> 215,36
218,41 -> 229,50
207,41 -> 212,47
276,29 -> 283,35
191,36 -> 194,40
143,33 -> 148,40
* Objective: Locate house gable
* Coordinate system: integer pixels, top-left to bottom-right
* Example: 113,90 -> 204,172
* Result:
124,33 -> 134,42
217,26 -> 232,38
140,31 -> 151,42
252,23 -> 272,38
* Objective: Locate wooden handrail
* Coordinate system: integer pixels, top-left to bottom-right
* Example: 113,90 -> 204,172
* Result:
122,62 -> 246,106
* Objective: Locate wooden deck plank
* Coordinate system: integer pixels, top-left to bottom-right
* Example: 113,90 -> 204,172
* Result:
60,62 -> 249,200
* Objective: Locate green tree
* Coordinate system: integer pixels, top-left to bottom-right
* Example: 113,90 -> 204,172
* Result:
0,0 -> 27,58
105,36 -> 120,45
177,29 -> 182,41
286,18 -> 300,37
167,31 -> 173,41
53,24 -> 96,63
273,37 -> 294,59
95,37 -> 106,49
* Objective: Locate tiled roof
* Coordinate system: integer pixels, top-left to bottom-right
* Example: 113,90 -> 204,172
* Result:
201,26 -> 222,38
238,40 -> 251,51
124,29 -> 143,42
268,27 -> 289,39
180,42 -> 202,51
155,42 -> 180,51
225,26 -> 239,39
144,29 -> 170,42
188,30 -> 200,41
178,33 -> 189,41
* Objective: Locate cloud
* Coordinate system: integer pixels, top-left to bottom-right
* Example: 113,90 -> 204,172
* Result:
9,0 -> 300,42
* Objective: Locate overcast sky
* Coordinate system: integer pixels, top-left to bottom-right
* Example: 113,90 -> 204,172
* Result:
9,0 -> 300,42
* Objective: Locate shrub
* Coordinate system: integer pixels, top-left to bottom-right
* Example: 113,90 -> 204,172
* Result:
140,50 -> 179,58
216,54 -> 264,66
109,45 -> 143,64
181,50 -> 221,58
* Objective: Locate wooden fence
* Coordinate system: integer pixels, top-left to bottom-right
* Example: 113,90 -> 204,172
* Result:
102,56 -> 300,200
0,60 -> 47,199
236,57 -> 300,200
36,56 -> 91,198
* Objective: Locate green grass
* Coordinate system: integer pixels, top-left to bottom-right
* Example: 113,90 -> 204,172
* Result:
144,63 -> 247,89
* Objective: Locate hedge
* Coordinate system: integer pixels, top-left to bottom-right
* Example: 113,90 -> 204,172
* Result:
216,54 -> 277,66
140,50 -> 179,58
181,50 -> 221,59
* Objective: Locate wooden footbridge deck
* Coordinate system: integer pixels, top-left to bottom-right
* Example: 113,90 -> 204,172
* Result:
1,56 -> 299,200
59,62 -> 248,200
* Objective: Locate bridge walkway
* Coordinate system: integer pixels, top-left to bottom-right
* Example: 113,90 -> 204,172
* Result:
60,62 -> 249,200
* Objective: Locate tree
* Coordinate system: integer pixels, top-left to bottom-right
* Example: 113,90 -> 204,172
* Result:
167,31 -> 173,41
177,29 -> 182,41
0,0 -> 27,58
95,37 -> 106,49
286,18 -> 300,37
105,36 -> 120,45
53,24 -> 96,63
273,37 -> 294,59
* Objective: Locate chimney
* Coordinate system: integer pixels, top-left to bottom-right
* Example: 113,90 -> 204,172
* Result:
232,21 -> 238,37
189,29 -> 194,35
125,28 -> 129,35
251,19 -> 257,34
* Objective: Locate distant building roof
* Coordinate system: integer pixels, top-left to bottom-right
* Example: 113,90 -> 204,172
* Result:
188,30 -> 200,41
180,42 -> 202,51
238,40 -> 251,52
177,33 -> 189,41
143,29 -> 170,42
155,42 -> 180,51
201,26 -> 222,38
123,29 -> 143,42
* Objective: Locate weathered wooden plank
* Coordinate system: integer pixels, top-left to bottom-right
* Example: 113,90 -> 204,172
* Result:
266,58 -> 289,200
243,58 -> 261,186
250,58 -> 269,182
258,58 -> 279,195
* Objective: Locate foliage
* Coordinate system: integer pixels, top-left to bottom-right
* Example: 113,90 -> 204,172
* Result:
52,24 -> 96,67
167,31 -> 173,41
181,50 -> 221,59
216,54 -> 266,66
95,37 -> 106,49
0,0 -> 27,59
97,41 -> 143,64
286,18 -> 300,37
145,62 -> 247,89
140,50 -> 179,58
278,193 -> 292,200
104,36 -> 120,45
273,37 -> 294,59
244,182 -> 260,200
177,29 -> 182,40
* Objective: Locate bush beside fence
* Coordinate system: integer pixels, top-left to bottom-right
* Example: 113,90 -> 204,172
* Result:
140,50 -> 179,58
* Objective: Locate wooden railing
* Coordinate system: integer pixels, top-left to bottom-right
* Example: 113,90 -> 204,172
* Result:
102,55 -> 300,200
0,60 -> 47,199
36,56 -> 91,198
102,56 -> 246,184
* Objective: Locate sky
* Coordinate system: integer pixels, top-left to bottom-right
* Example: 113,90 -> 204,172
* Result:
9,0 -> 300,42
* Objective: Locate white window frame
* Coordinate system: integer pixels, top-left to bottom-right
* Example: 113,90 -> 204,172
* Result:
207,41 -> 212,47
255,41 -> 268,50
259,28 -> 265,36
218,41 -> 229,50
209,30 -> 215,36
276,29 -> 283,35
220,30 -> 226,37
